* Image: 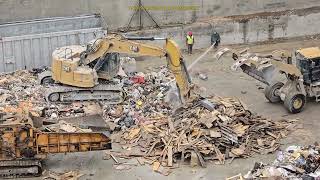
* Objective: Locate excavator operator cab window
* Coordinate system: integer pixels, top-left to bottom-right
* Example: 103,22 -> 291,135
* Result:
97,53 -> 120,79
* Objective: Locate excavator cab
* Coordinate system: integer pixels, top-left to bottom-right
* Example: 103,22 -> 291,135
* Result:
89,52 -> 121,80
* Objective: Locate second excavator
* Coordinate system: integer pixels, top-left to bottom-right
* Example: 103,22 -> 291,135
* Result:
39,35 -> 192,104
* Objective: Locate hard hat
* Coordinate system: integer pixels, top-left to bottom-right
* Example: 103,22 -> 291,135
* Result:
188,31 -> 192,36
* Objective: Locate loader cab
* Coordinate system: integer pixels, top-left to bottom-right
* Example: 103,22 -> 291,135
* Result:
296,47 -> 320,84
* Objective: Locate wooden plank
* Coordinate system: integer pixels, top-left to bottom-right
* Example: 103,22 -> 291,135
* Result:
190,151 -> 198,167
147,140 -> 159,155
167,146 -> 173,167
168,119 -> 175,132
153,161 -> 160,171
193,148 -> 206,168
213,144 -> 225,165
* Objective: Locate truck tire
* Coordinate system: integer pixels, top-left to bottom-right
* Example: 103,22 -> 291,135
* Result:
264,82 -> 284,103
284,93 -> 306,114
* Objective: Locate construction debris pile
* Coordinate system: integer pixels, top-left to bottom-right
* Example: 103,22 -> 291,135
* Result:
0,70 -> 103,120
111,96 -> 297,171
0,70 -> 44,104
0,62 -> 297,175
43,170 -> 84,180
241,144 -> 320,179
102,64 -> 177,130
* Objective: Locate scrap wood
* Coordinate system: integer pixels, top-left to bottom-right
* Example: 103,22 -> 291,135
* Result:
114,96 -> 296,171
137,157 -> 145,165
167,146 -> 173,167
153,161 -> 160,171
193,147 -> 206,167
111,154 -> 119,164
160,136 -> 173,161
190,151 -> 199,167
167,118 -> 175,132
126,128 -> 141,140
44,171 -> 83,180
225,174 -> 244,180
213,144 -> 225,165
113,164 -> 132,171
155,166 -> 172,176
147,140 -> 160,155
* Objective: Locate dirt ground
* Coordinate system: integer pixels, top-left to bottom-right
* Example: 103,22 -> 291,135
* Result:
37,37 -> 320,180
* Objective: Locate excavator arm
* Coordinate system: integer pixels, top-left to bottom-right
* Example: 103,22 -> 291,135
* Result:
82,35 -> 192,102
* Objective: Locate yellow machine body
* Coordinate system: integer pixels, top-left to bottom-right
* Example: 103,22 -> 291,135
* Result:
43,35 -> 192,103
51,45 -> 97,88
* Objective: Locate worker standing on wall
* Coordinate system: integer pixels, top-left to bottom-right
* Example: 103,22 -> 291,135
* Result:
186,31 -> 194,55
211,31 -> 221,48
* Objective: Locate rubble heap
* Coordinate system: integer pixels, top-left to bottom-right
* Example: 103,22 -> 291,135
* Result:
102,65 -> 176,130
0,70 -> 102,119
242,144 -> 320,179
0,64 -> 297,173
111,96 -> 297,169
0,70 -> 44,104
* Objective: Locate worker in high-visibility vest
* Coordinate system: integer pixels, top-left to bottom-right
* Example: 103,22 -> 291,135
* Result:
186,31 -> 194,55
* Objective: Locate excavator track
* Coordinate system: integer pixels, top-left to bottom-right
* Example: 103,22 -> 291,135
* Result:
0,159 -> 42,179
45,84 -> 125,103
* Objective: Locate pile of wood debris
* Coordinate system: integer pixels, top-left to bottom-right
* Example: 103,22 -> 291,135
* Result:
111,96 -> 297,172
43,170 -> 83,180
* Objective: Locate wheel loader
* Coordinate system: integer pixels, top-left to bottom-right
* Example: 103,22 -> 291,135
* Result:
216,47 -> 320,114
38,35 -> 192,105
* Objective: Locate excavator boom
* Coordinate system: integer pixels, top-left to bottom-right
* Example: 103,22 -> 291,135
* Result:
82,35 -> 191,101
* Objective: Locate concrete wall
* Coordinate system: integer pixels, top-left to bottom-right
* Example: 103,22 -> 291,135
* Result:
1,0 -> 320,30
125,7 -> 320,49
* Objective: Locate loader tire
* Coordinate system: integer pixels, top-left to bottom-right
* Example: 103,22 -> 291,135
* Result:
284,93 -> 305,114
264,82 -> 284,103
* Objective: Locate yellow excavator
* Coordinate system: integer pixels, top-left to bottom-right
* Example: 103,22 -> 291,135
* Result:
38,34 -> 192,104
